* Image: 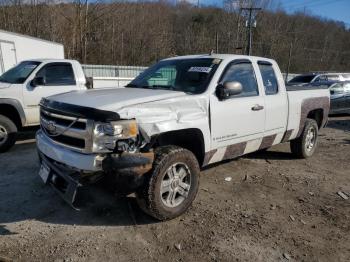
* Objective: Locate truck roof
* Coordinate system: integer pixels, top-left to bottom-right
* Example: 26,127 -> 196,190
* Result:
162,54 -> 276,63
22,59 -> 78,64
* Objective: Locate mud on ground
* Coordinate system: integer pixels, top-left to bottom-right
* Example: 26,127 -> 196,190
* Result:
0,116 -> 349,262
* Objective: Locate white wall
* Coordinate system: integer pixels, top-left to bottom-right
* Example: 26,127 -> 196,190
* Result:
0,30 -> 64,73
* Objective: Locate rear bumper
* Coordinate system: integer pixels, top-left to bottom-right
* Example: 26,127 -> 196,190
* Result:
36,130 -> 104,172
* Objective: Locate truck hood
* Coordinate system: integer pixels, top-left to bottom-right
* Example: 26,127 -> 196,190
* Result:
47,88 -> 186,111
0,82 -> 11,89
116,95 -> 209,136
47,87 -> 209,137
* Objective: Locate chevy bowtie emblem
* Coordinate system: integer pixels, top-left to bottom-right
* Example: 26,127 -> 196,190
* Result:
46,121 -> 57,133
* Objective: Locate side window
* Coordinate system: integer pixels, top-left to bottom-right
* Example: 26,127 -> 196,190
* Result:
220,62 -> 259,97
258,62 -> 278,95
330,83 -> 344,95
344,83 -> 350,93
315,75 -> 327,82
36,63 -> 76,86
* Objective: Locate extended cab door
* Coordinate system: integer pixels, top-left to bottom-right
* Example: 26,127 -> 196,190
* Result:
23,62 -> 79,125
257,61 -> 288,138
209,59 -> 265,157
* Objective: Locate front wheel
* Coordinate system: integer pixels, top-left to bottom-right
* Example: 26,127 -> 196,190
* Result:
290,118 -> 319,159
0,115 -> 17,153
136,146 -> 200,220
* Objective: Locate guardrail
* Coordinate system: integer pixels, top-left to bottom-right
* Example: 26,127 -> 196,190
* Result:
92,76 -> 134,89
82,64 -> 147,78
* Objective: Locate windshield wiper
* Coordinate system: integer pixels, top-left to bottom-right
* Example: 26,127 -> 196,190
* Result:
125,83 -> 138,88
126,83 -> 175,91
142,85 -> 175,90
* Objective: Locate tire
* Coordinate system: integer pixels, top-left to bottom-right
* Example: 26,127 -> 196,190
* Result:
0,115 -> 17,153
290,118 -> 318,159
136,146 -> 200,221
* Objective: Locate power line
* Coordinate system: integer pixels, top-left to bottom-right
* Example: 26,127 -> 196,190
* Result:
284,0 -> 347,10
301,0 -> 347,8
283,0 -> 328,9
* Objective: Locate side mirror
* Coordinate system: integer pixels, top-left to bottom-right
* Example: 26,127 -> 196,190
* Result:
85,77 -> 93,89
330,90 -> 335,95
31,76 -> 45,87
216,81 -> 243,100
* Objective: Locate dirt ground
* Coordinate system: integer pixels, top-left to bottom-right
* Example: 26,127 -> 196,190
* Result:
0,116 -> 349,262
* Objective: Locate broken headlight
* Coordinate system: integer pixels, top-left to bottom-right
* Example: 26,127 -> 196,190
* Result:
92,120 -> 138,153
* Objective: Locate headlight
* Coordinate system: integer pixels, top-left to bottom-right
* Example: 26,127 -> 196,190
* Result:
93,120 -> 138,152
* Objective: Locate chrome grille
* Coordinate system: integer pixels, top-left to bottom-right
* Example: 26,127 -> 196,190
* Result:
40,108 -> 94,153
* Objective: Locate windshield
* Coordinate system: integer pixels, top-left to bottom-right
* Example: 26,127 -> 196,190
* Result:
289,75 -> 315,83
126,58 -> 221,94
0,61 -> 41,84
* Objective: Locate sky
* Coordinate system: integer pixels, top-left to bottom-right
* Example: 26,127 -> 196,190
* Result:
194,0 -> 350,27
276,0 -> 350,26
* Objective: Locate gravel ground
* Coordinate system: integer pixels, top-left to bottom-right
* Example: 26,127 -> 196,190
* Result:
0,116 -> 349,262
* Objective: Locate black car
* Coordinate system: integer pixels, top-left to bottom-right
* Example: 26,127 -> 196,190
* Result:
328,81 -> 350,114
288,73 -> 350,86
311,81 -> 350,114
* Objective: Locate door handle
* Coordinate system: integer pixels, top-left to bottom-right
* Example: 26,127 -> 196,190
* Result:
251,104 -> 264,111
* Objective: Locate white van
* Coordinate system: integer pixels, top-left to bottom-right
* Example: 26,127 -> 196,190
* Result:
0,29 -> 64,74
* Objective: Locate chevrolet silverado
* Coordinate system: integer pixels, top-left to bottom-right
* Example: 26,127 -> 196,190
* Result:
36,54 -> 330,220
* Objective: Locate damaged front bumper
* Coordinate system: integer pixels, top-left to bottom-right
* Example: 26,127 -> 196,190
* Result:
36,130 -> 154,208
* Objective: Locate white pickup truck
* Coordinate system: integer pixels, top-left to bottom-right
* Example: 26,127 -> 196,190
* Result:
0,59 -> 91,152
36,54 -> 330,220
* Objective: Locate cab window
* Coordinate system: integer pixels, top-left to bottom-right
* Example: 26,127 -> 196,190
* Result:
314,75 -> 327,82
220,61 -> 259,97
36,63 -> 76,86
258,61 -> 278,95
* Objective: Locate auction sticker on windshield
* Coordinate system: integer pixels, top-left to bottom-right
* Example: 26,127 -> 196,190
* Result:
188,67 -> 212,73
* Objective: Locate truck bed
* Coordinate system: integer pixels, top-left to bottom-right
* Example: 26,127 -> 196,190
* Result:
286,84 -> 329,91
286,86 -> 330,141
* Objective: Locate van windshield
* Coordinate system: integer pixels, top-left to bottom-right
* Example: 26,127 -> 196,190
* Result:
0,61 -> 41,84
126,58 -> 221,94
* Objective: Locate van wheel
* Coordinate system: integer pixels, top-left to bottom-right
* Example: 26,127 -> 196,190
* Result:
136,146 -> 200,221
0,115 -> 17,153
290,119 -> 318,159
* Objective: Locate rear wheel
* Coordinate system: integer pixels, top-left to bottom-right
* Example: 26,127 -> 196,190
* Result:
0,115 -> 17,153
290,119 -> 318,159
136,146 -> 200,220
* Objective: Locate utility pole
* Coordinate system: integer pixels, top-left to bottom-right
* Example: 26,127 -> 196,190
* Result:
285,42 -> 293,82
241,6 -> 261,56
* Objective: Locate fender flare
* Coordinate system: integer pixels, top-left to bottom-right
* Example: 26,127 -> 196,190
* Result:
0,98 -> 26,126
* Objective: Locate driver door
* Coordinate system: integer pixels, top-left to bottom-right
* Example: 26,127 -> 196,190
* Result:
23,62 -> 78,125
209,59 -> 265,161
